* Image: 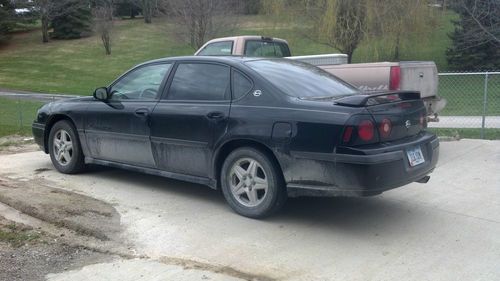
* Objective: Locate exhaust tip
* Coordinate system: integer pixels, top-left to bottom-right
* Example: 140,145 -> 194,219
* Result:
416,176 -> 430,184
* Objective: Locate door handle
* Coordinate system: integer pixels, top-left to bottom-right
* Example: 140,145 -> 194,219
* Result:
134,108 -> 149,117
206,111 -> 225,119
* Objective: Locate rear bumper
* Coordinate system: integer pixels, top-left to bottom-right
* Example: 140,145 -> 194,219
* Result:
285,132 -> 439,197
32,122 -> 46,152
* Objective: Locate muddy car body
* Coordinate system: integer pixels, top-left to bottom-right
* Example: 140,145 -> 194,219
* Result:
32,56 -> 439,218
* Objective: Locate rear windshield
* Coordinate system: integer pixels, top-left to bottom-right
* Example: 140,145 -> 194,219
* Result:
244,40 -> 291,57
245,59 -> 359,98
197,41 -> 233,56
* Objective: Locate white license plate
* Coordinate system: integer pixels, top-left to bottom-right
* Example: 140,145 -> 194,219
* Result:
407,146 -> 425,167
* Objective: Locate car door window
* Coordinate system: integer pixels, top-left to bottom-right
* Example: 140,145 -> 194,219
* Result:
197,41 -> 233,56
167,63 -> 230,101
110,63 -> 172,100
232,70 -> 253,99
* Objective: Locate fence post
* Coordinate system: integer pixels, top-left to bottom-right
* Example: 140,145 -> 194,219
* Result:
17,97 -> 23,131
481,72 -> 489,139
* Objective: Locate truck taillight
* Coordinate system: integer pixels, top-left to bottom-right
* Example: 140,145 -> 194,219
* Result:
358,120 -> 375,141
379,118 -> 392,138
389,66 -> 401,90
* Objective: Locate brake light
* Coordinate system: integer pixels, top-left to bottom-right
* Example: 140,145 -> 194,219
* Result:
379,118 -> 392,138
358,120 -> 375,141
342,126 -> 353,143
389,66 -> 401,90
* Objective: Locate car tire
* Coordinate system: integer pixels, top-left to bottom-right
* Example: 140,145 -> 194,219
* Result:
221,147 -> 287,218
48,120 -> 86,174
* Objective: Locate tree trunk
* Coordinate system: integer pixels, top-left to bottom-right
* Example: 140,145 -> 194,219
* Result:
143,0 -> 152,24
394,33 -> 401,61
41,16 -> 49,43
346,50 -> 354,63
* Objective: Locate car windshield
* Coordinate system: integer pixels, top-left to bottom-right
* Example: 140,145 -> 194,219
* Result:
245,59 -> 359,98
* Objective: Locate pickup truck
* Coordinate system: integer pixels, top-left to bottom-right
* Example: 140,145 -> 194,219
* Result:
195,35 -> 446,120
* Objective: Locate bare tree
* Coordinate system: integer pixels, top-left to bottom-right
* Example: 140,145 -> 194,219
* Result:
167,0 -> 241,49
365,0 -> 437,60
94,5 -> 113,55
303,0 -> 366,63
458,0 -> 500,46
33,0 -> 87,43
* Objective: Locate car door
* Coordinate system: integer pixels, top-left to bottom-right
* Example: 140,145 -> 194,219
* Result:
85,62 -> 173,167
150,62 -> 231,177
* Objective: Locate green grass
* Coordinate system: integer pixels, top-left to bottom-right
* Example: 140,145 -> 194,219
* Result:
429,128 -> 500,140
0,19 -> 193,95
0,13 -> 458,96
0,222 -> 40,247
438,74 -> 500,116
0,97 -> 44,137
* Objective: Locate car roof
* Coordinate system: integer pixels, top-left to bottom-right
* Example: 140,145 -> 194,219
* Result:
139,56 -> 275,67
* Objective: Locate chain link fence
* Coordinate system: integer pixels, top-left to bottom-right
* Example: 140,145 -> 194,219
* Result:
1,72 -> 500,140
428,71 -> 500,139
0,95 -> 57,138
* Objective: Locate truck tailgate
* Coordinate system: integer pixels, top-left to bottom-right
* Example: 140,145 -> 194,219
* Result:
400,61 -> 438,99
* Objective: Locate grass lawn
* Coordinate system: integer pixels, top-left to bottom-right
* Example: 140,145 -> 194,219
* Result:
438,73 -> 500,116
428,128 -> 500,140
0,97 -> 44,137
0,13 -> 458,96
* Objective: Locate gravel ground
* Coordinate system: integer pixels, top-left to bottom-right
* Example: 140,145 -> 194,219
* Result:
0,217 -> 110,281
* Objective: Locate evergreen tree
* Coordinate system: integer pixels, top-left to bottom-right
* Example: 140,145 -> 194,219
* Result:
51,0 -> 92,39
447,0 -> 500,70
0,0 -> 16,42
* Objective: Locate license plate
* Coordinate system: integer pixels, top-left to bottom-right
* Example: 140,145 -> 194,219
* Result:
407,146 -> 425,167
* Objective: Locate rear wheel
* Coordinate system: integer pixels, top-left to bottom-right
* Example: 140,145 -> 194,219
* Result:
48,120 -> 85,174
221,147 -> 286,218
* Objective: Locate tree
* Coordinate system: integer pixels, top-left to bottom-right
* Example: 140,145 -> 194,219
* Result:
365,0 -> 437,61
51,0 -> 92,39
305,0 -> 366,63
93,4 -> 113,55
167,0 -> 241,49
114,0 -> 142,18
447,0 -> 500,70
0,0 -> 36,43
33,0 -> 89,43
142,0 -> 153,23
0,0 -> 16,43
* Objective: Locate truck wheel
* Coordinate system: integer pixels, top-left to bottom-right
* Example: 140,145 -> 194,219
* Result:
48,120 -> 85,174
221,147 -> 287,218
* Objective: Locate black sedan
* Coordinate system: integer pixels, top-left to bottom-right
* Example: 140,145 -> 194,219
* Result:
32,56 -> 439,218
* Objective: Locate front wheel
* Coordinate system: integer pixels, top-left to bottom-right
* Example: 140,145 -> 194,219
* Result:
221,147 -> 286,218
48,120 -> 85,174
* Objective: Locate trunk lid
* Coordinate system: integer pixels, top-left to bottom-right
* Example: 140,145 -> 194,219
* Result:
336,91 -> 427,143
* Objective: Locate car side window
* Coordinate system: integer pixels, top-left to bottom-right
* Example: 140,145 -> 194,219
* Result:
167,63 -> 230,101
197,41 -> 233,56
110,63 -> 172,100
232,70 -> 253,100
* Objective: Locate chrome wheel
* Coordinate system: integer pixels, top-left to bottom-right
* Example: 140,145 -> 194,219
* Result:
53,129 -> 73,166
229,157 -> 269,207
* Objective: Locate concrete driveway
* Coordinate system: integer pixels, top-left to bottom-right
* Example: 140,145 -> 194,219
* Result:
0,139 -> 499,280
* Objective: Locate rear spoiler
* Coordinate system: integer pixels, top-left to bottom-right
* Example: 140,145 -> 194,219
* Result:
334,91 -> 421,107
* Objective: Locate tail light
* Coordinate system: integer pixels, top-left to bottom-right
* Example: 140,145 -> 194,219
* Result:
358,120 -> 375,141
342,126 -> 354,143
389,66 -> 401,90
379,118 -> 392,138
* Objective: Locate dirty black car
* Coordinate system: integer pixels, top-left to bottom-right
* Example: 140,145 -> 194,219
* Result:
32,56 -> 439,218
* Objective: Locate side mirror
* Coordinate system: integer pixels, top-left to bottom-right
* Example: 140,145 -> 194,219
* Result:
93,87 -> 109,101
